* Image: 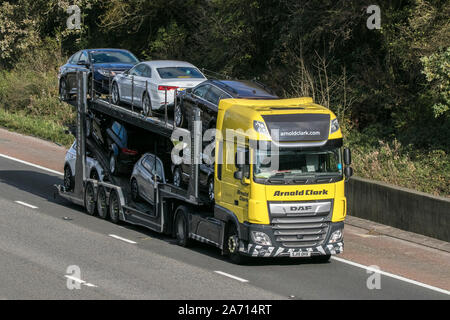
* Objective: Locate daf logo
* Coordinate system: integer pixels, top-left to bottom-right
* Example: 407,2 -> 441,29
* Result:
290,206 -> 313,212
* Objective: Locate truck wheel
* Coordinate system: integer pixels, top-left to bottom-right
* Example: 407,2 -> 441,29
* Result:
84,182 -> 97,216
174,206 -> 191,247
109,189 -> 121,224
311,254 -> 331,263
96,186 -> 108,219
226,224 -> 248,265
64,165 -> 74,191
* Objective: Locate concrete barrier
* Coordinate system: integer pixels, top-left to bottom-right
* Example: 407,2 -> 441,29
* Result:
345,176 -> 450,242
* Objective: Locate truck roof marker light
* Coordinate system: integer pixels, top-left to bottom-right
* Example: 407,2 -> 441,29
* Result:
330,118 -> 340,134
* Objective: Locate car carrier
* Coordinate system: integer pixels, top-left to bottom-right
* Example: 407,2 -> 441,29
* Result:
56,70 -> 353,264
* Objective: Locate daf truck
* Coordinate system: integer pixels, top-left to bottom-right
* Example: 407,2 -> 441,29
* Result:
56,71 -> 353,264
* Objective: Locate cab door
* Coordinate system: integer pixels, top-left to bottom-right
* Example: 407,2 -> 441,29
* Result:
217,141 -> 250,223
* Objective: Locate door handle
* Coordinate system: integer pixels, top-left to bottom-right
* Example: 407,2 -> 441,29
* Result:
234,200 -> 239,205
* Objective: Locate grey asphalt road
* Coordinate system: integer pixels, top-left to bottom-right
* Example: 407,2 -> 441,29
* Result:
0,156 -> 448,300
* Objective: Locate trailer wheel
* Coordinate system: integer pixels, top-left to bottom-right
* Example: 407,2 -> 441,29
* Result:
96,186 -> 108,219
64,165 -> 74,191
109,189 -> 121,224
226,224 -> 248,265
109,152 -> 120,176
59,78 -> 69,101
174,206 -> 191,247
84,182 -> 97,216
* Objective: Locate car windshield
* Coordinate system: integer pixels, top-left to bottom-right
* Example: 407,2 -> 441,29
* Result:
157,67 -> 205,79
254,146 -> 342,181
90,51 -> 139,64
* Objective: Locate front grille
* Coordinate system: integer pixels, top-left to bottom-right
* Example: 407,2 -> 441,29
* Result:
269,201 -> 332,248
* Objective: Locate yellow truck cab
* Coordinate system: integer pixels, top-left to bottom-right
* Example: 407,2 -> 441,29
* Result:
214,97 -> 352,260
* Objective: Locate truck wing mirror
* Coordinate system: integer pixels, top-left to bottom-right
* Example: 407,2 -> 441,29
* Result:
344,148 -> 352,166
234,170 -> 243,180
344,166 -> 353,180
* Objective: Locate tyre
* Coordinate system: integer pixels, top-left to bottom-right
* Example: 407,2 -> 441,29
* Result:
207,176 -> 215,203
86,116 -> 92,137
64,165 -> 74,191
174,206 -> 191,247
311,254 -> 331,263
111,82 -> 120,105
90,169 -> 99,181
59,79 -> 69,101
142,92 -> 153,117
96,186 -> 108,219
131,178 -> 139,201
173,166 -> 183,187
84,182 -> 97,216
174,101 -> 184,127
109,189 -> 121,224
226,224 -> 248,265
109,152 -> 120,176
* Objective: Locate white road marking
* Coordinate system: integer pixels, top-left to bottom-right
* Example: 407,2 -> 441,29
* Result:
109,234 -> 137,244
0,153 -> 63,176
214,271 -> 249,283
14,201 -> 38,209
64,275 -> 97,288
331,256 -> 450,295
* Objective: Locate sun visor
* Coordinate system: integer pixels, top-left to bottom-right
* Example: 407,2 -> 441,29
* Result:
262,114 -> 330,142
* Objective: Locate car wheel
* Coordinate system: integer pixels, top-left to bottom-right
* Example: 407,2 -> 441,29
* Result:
84,182 -> 97,216
111,82 -> 120,105
226,224 -> 248,265
64,165 -> 74,191
90,169 -> 99,181
109,152 -> 119,176
142,92 -> 153,117
207,176 -> 214,203
173,166 -> 183,187
109,189 -> 121,224
96,186 -> 108,219
175,206 -> 192,247
175,102 -> 184,127
59,79 -> 69,101
131,178 -> 139,201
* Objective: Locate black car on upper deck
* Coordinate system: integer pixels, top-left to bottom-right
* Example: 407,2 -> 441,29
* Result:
58,48 -> 139,100
174,79 -> 278,129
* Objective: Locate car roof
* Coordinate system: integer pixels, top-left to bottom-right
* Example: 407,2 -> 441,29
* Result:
86,48 -> 133,52
141,60 -> 197,68
206,79 -> 278,99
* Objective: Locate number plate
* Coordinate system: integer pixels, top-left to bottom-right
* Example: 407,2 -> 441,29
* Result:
290,251 -> 311,258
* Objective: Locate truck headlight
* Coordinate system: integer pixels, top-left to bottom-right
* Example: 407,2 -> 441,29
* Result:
329,229 -> 343,243
253,121 -> 269,136
330,118 -> 339,134
251,231 -> 272,246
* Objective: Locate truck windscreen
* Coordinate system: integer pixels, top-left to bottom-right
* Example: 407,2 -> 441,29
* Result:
253,145 -> 342,181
